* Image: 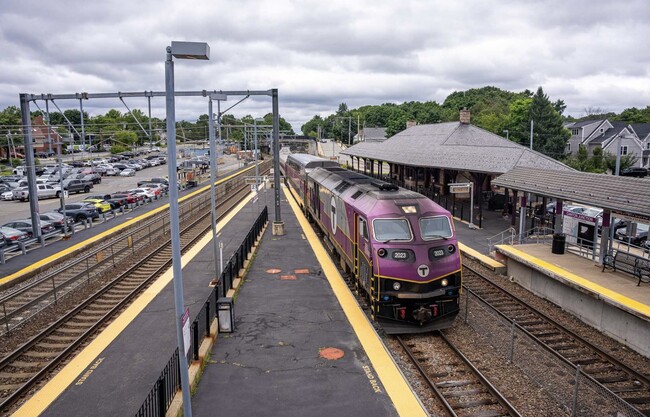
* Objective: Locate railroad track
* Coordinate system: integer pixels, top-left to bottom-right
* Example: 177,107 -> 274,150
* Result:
463,264 -> 650,416
0,163 -> 269,336
0,167 -> 266,413
397,332 -> 522,417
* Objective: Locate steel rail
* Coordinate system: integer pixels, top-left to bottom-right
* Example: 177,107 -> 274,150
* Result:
0,179 -> 253,411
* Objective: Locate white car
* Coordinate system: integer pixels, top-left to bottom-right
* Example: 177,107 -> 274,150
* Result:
128,188 -> 156,199
1,189 -> 17,201
120,169 -> 136,177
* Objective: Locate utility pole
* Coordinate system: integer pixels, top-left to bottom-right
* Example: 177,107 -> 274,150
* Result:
530,120 -> 534,150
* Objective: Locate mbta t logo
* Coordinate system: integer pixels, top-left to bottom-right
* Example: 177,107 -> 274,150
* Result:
417,264 -> 429,278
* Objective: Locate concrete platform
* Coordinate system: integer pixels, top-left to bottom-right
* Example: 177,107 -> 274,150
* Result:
191,186 -> 427,417
495,243 -> 650,357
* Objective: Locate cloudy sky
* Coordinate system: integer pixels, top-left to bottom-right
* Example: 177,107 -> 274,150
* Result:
1,0 -> 649,133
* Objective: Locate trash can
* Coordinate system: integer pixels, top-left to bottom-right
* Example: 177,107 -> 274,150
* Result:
552,233 -> 566,254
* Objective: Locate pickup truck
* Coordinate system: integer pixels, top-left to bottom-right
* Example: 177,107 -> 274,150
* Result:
61,179 -> 94,194
13,184 -> 63,201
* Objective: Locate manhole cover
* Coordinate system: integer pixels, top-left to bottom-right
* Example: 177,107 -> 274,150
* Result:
320,347 -> 344,360
266,268 -> 281,274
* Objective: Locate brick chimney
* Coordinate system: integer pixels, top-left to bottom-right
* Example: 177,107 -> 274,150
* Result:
459,108 -> 470,124
406,120 -> 417,129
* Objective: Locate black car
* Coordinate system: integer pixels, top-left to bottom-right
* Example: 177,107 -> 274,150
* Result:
620,167 -> 648,178
57,203 -> 100,222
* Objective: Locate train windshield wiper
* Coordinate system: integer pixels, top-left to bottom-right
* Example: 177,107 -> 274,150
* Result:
427,234 -> 449,240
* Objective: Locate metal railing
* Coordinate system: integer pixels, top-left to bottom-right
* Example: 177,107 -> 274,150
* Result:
461,288 -> 644,417
487,227 -> 516,253
134,206 -> 268,417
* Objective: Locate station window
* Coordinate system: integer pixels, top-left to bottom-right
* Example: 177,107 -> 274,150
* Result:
621,146 -> 628,155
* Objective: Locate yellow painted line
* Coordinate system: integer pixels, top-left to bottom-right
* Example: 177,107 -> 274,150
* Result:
496,245 -> 650,317
458,243 -> 504,269
282,186 -> 427,417
12,193 -> 255,417
0,165 -> 256,287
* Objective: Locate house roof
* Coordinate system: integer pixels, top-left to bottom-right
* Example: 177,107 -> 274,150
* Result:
587,121 -> 628,145
361,127 -> 387,141
565,119 -> 604,128
342,122 -> 573,175
492,167 -> 650,220
630,123 -> 650,140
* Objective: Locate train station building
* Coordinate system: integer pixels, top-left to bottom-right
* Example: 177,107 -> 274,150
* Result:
341,109 -> 573,228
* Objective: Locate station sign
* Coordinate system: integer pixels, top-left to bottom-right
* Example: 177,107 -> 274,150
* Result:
182,308 -> 190,357
448,183 -> 471,194
611,210 -> 650,224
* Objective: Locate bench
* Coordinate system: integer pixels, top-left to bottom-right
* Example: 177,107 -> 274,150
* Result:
602,251 -> 650,286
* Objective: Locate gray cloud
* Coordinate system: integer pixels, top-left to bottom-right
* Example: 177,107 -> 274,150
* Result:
1,0 -> 649,132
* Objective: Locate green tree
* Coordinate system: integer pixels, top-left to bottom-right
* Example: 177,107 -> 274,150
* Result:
0,106 -> 21,126
604,151 -> 639,174
113,131 -> 138,147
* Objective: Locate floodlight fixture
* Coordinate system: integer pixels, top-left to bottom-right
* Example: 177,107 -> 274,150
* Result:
170,41 -> 210,60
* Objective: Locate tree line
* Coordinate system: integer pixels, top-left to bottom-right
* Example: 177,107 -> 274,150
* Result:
300,86 -> 650,171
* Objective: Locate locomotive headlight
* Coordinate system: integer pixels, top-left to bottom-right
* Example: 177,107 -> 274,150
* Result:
441,278 -> 449,287
392,281 -> 401,291
378,248 -> 387,258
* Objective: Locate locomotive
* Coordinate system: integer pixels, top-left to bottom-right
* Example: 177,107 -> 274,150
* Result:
284,154 -> 462,334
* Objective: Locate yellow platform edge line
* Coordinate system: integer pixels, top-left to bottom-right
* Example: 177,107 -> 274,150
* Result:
458,242 -> 504,268
282,186 -> 428,417
496,245 -> 650,317
0,165 -> 256,286
12,193 -> 255,417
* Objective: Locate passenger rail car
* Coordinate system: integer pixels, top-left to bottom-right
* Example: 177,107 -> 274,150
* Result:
286,154 -> 462,334
283,153 -> 338,209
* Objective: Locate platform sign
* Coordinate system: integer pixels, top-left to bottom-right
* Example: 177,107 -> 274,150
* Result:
449,183 -> 471,194
182,307 -> 190,357
563,210 -> 599,248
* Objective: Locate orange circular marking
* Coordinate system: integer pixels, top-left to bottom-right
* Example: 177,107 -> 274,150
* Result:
319,347 -> 344,360
266,268 -> 281,274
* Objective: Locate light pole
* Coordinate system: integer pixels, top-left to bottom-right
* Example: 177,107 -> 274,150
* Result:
208,93 -> 227,293
165,41 -> 210,417
503,129 -> 509,141
253,118 -> 264,189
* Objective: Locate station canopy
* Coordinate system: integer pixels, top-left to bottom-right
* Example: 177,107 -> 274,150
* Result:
492,167 -> 650,221
342,122 -> 573,174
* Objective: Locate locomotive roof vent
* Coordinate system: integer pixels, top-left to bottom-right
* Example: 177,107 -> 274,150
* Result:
351,191 -> 363,199
370,180 -> 399,191
335,181 -> 352,193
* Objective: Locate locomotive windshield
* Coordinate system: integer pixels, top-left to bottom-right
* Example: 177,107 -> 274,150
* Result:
372,218 -> 412,242
419,216 -> 453,240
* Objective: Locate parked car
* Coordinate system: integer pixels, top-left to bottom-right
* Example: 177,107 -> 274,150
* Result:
2,219 -> 56,237
615,223 -> 649,246
1,188 -> 18,201
82,173 -> 102,184
0,226 -> 30,245
138,177 -> 169,189
61,178 -> 93,194
13,183 -> 62,201
57,203 -> 100,222
39,212 -> 74,230
128,188 -> 156,199
81,198 -> 112,213
120,169 -> 136,177
111,192 -> 142,204
620,167 -> 648,178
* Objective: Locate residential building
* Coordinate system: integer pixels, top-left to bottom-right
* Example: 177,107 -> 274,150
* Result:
565,119 -> 650,168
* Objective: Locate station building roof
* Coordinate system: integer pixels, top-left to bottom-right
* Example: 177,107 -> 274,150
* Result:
492,167 -> 650,220
341,122 -> 573,175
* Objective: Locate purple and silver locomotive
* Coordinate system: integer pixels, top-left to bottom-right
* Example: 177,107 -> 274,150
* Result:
286,154 -> 462,334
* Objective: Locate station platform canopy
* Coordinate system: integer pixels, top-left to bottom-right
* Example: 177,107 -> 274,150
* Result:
492,167 -> 650,221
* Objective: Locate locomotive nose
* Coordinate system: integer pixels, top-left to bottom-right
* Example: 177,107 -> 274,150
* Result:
413,306 -> 432,324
